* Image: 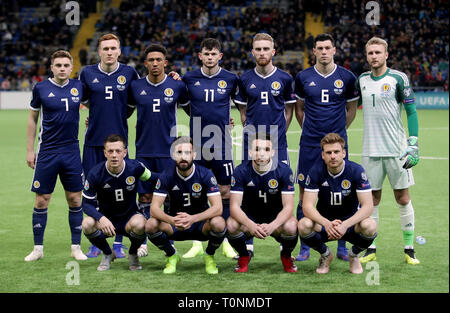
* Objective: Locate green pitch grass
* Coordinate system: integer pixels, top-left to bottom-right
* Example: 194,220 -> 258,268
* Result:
0,108 -> 448,293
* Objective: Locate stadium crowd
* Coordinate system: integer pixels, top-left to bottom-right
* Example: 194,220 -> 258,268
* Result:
0,0 -> 448,91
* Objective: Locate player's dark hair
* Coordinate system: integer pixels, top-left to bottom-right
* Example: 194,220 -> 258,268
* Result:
172,136 -> 193,146
320,133 -> 345,150
104,134 -> 127,149
200,38 -> 222,52
51,50 -> 73,64
314,33 -> 335,47
250,132 -> 273,145
144,44 -> 168,59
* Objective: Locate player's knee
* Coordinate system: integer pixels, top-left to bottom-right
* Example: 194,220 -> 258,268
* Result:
66,193 -> 81,207
359,218 -> 377,237
35,194 -> 51,209
210,216 -> 226,232
282,217 -> 298,236
395,193 -> 410,206
82,216 -> 96,234
226,217 -> 239,234
298,217 -> 314,236
129,215 -> 146,234
145,217 -> 159,234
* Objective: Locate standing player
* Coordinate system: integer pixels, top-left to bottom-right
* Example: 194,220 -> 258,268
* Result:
234,33 -> 296,255
25,50 -> 87,261
129,44 -> 189,257
79,33 -> 139,258
145,136 -> 226,274
181,38 -> 239,259
293,33 -> 360,261
357,37 -> 420,265
82,134 -> 156,271
227,133 -> 298,273
235,33 -> 296,165
298,133 -> 377,274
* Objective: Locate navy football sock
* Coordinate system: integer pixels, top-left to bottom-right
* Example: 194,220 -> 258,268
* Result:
68,206 -> 83,245
301,231 -> 327,255
128,231 -> 146,255
32,208 -> 48,245
227,232 -> 249,257
276,234 -> 299,257
205,228 -> 226,255
85,229 -> 112,255
147,231 -> 176,256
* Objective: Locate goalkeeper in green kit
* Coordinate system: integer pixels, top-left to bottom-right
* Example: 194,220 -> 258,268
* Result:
356,37 -> 420,265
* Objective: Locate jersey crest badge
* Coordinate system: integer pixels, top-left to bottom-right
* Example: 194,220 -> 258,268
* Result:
33,180 -> 41,189
268,179 -> 278,189
164,88 -> 174,103
381,83 -> 391,97
117,75 -> 126,91
334,79 -> 344,95
192,183 -> 202,193
70,88 -> 79,96
126,176 -> 135,185
271,81 -> 281,96
298,173 -> 305,182
341,179 -> 351,189
217,80 -> 227,94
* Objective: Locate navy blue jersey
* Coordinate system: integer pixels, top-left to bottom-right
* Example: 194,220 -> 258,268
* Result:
295,65 -> 359,147
235,67 -> 296,149
183,67 -> 239,157
230,161 -> 295,221
79,63 -> 139,146
153,164 -> 220,216
304,160 -> 371,221
30,78 -> 83,153
130,75 -> 189,158
82,159 -> 155,221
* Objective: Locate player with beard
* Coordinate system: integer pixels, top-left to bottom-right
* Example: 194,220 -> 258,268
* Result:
144,136 -> 226,274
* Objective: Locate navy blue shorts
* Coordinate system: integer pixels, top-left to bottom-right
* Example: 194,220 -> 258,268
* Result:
318,225 -> 356,243
295,145 -> 348,187
195,157 -> 234,186
109,211 -> 144,237
31,151 -> 83,194
169,221 -> 208,241
136,157 -> 174,194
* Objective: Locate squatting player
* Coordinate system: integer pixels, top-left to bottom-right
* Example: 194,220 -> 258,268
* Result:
181,38 -> 240,259
227,133 -> 298,273
145,136 -> 226,274
357,37 -> 420,265
82,134 -> 157,271
298,133 -> 377,274
25,50 -> 87,261
79,33 -> 139,258
293,33 -> 360,261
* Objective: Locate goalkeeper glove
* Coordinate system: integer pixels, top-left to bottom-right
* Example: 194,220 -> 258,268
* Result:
400,136 -> 419,169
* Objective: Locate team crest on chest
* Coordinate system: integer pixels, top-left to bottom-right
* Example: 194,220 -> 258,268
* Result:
268,179 -> 278,189
270,81 -> 281,96
117,75 -> 126,91
192,183 -> 202,192
70,88 -> 80,102
380,83 -> 391,97
217,80 -> 227,94
334,79 -> 344,95
164,88 -> 174,103
341,179 -> 351,189
126,176 -> 135,185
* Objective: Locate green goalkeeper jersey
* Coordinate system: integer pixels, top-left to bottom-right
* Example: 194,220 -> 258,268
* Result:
357,68 -> 416,157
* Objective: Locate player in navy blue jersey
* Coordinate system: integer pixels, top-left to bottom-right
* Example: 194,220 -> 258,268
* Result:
227,133 -> 298,273
129,44 -> 189,257
297,133 -> 377,274
25,50 -> 87,262
234,33 -> 296,165
82,134 -> 156,271
79,33 -> 140,258
145,137 -> 226,274
181,38 -> 239,259
293,34 -> 360,261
